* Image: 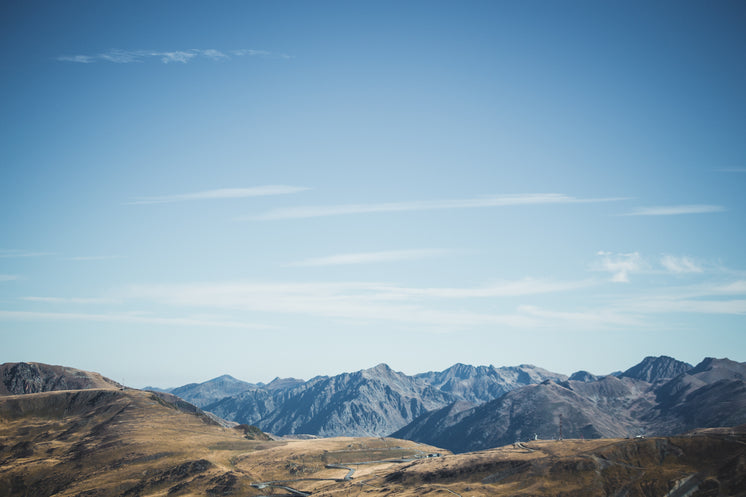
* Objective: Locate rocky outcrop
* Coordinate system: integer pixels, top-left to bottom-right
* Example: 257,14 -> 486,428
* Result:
0,362 -> 121,395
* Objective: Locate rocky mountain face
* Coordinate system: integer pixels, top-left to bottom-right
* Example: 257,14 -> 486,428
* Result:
0,362 -> 121,395
206,364 -> 458,437
165,375 -> 261,408
196,363 -> 564,437
619,355 -> 693,383
414,363 -> 566,404
392,357 -> 746,453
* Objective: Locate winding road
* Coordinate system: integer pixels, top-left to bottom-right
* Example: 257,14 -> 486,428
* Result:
250,451 -> 440,496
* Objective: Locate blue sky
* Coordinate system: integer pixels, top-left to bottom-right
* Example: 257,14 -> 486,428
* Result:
1,1 -> 745,388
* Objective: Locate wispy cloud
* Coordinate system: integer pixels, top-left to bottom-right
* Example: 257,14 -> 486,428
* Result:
716,167 -> 746,173
632,298 -> 746,315
251,193 -> 628,220
623,204 -> 725,216
593,251 -> 644,283
20,296 -> 116,305
63,255 -> 124,261
0,274 -> 18,282
57,48 -> 291,64
370,278 -> 594,299
0,249 -> 53,258
120,277 -> 594,331
129,185 -> 310,205
516,305 -> 643,329
122,281 -> 537,329
0,309 -> 270,329
287,249 -> 453,267
593,251 -> 710,281
660,255 -> 703,274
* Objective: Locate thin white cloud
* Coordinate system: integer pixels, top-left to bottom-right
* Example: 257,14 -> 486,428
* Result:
119,277 -> 595,331
623,205 -> 725,216
0,274 -> 18,282
57,48 -> 290,64
122,281 -> 540,329
0,250 -> 53,258
129,185 -> 310,205
370,278 -> 594,299
21,296 -> 116,305
57,55 -> 96,63
517,305 -> 643,329
64,255 -> 124,261
198,49 -> 229,60
660,255 -> 703,274
252,193 -> 628,220
620,297 -> 746,315
593,251 -> 644,283
0,310 -> 270,329
712,280 -> 746,294
287,249 -> 453,267
717,167 -> 746,173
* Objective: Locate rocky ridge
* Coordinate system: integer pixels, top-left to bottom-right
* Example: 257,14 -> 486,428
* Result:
393,357 -> 746,453
0,362 -> 121,395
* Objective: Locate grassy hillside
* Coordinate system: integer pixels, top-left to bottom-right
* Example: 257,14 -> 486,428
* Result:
0,388 -> 271,496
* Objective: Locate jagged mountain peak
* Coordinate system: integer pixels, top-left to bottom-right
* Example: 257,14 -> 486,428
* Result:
360,363 -> 400,380
569,370 -> 598,382
210,374 -> 243,383
444,363 -> 480,377
621,355 -> 692,383
265,377 -> 305,390
168,374 -> 258,408
691,357 -> 743,375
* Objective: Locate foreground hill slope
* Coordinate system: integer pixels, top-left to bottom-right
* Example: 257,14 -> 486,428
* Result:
377,429 -> 746,497
0,362 -> 121,395
0,387 -> 272,496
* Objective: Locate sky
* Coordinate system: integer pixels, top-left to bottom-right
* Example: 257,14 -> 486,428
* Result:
1,1 -> 745,388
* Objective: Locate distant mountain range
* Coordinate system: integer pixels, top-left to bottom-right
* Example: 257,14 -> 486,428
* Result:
152,362 -> 565,437
394,356 -> 746,452
150,355 -> 746,453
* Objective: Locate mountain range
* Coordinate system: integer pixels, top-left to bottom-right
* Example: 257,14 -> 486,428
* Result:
150,355 -> 746,453
154,362 -> 565,438
394,356 -> 746,452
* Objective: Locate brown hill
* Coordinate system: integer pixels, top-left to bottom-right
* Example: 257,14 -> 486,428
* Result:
0,387 -> 274,496
378,429 -> 746,496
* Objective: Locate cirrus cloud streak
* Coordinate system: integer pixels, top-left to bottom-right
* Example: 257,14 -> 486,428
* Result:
251,193 -> 628,220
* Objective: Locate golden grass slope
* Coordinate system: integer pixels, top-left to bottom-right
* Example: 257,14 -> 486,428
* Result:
0,388 -> 269,496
